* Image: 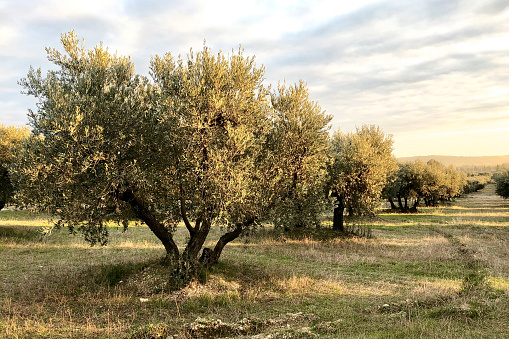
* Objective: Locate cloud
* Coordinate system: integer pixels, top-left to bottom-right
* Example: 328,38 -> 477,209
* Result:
249,0 -> 509,145
1,0 -> 508,156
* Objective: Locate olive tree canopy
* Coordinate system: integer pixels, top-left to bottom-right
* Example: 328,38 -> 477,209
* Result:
266,81 -> 331,230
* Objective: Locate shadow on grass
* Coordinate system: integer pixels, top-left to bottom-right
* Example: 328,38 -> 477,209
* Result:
246,224 -> 373,243
0,226 -> 42,242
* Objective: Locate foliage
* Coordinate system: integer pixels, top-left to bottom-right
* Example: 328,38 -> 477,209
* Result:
0,124 -> 30,210
328,125 -> 397,230
16,31 -> 156,245
494,170 -> 509,198
266,81 -> 331,230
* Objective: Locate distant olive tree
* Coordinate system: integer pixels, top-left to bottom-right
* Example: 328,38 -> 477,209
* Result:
464,173 -> 492,194
494,170 -> 509,198
382,162 -> 423,212
383,159 -> 467,211
0,124 -> 30,210
328,125 -> 397,231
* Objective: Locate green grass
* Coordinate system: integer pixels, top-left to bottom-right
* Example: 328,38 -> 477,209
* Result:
1,184 -> 509,338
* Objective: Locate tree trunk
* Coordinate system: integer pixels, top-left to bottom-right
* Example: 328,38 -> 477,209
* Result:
388,198 -> 397,210
410,197 -> 419,212
202,219 -> 253,268
183,218 -> 212,263
295,202 -> 304,228
332,194 -> 345,232
397,194 -> 404,210
348,206 -> 354,217
120,189 -> 180,260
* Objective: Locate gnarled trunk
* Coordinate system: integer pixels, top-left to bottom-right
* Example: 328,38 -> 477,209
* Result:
183,218 -> 212,263
332,193 -> 345,232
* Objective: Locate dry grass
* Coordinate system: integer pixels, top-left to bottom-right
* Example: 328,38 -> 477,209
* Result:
1,183 -> 509,338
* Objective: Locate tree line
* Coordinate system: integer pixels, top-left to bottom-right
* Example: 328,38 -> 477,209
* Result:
0,31 -> 480,278
382,160 -> 481,212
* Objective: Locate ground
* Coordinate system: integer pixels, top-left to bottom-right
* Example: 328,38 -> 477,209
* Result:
0,183 -> 508,338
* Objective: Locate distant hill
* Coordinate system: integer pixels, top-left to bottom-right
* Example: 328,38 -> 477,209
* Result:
398,155 -> 509,172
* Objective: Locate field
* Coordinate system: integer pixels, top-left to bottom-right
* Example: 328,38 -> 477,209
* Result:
1,184 -> 508,338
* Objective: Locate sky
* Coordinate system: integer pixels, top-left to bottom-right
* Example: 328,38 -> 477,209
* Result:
1,0 -> 508,157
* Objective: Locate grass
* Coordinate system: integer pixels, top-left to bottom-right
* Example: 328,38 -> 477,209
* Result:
0,183 -> 508,338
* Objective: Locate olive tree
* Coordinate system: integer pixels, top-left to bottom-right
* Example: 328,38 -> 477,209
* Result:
383,161 -> 427,212
464,173 -> 492,193
265,81 -> 331,230
15,32 -> 274,275
149,46 -> 272,267
495,170 -> 509,198
0,124 -> 30,210
328,125 -> 396,231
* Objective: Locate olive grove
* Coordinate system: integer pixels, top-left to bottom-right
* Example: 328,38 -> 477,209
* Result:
12,32 -> 408,281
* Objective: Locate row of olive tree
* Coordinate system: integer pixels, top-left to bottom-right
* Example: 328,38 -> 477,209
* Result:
9,32 -> 396,275
383,159 -> 467,212
463,172 -> 492,194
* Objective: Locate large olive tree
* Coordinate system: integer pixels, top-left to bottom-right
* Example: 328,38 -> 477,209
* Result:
15,32 -> 277,273
149,46 -> 272,267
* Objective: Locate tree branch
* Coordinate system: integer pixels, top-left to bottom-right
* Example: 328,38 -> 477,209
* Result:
203,217 -> 256,268
179,182 -> 196,236
120,188 -> 180,260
